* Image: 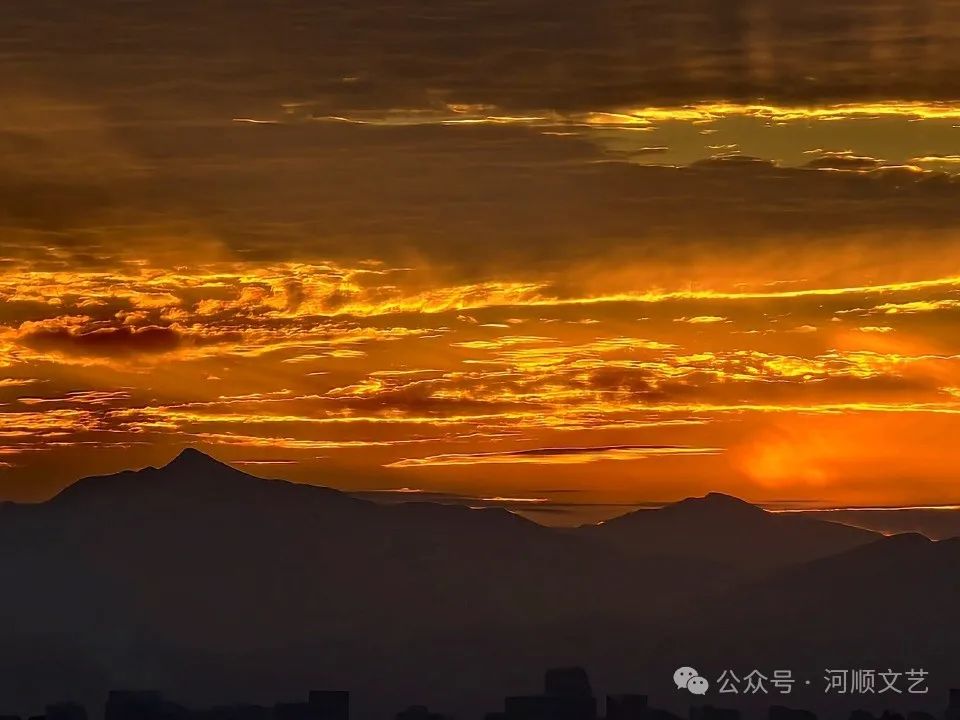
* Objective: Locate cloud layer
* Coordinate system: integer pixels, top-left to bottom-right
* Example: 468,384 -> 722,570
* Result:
3,0 -> 960,521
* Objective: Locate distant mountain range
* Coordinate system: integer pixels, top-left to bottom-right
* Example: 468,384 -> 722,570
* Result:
787,507 -> 960,541
1,450 -> 957,719
583,491 -> 876,572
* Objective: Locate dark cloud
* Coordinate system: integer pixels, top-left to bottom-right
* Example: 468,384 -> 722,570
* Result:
3,41 -> 960,280
804,153 -> 885,171
473,444 -> 693,458
0,178 -> 113,231
324,381 -> 530,415
388,445 -> 720,467
586,368 -> 658,395
19,325 -> 183,357
9,120 -> 959,278
7,0 -> 960,115
16,324 -> 245,358
282,278 -> 306,312
690,155 -> 777,170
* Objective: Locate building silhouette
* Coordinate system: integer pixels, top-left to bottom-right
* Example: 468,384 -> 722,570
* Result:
4,678 -> 960,720
504,667 -> 597,720
64,690 -> 349,720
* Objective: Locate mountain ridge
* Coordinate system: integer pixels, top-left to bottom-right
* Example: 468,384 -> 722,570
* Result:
45,448 -> 359,510
583,488 -> 879,571
0,450 -> 957,719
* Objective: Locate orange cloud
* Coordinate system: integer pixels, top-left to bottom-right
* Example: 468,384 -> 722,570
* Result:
387,445 -> 722,467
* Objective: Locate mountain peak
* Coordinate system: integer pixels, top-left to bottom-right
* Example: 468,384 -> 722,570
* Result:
668,492 -> 765,514
51,448 -> 244,507
163,447 -> 232,472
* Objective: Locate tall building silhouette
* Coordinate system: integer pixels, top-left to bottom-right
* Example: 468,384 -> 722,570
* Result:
505,667 -> 596,720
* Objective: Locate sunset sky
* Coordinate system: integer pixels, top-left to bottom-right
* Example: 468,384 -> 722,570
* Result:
3,0 -> 960,523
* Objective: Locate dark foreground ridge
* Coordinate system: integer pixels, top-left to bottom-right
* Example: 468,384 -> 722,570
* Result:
3,451 -> 960,719
5,670 -> 960,720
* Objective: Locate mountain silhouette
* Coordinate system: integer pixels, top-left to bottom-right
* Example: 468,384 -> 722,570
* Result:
584,492 -> 877,571
790,507 -> 960,540
660,531 -> 960,715
0,452 -> 949,719
49,448 -> 354,509
0,451 -> 713,716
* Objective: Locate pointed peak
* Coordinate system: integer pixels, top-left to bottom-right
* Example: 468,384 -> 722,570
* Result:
163,447 -> 231,471
50,449 -> 356,509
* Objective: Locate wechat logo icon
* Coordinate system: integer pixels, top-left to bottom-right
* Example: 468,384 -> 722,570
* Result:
675,667 -> 710,695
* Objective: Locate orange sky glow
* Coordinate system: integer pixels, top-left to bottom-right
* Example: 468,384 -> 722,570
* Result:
3,0 -> 960,524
